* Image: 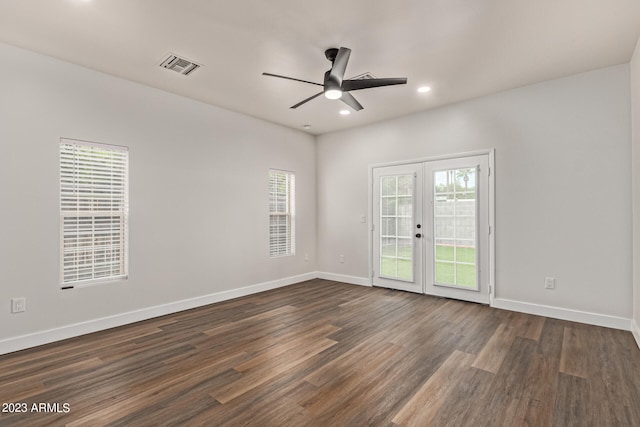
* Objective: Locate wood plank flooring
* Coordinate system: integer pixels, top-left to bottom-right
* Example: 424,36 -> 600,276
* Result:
1,279 -> 640,426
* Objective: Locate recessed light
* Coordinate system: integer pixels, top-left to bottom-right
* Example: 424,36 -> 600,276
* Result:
339,110 -> 350,115
302,124 -> 312,130
418,86 -> 432,93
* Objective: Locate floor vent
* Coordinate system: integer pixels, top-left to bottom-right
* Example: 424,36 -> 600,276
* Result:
159,53 -> 201,76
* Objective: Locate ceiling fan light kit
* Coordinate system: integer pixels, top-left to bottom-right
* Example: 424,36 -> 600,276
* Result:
263,47 -> 407,111
324,89 -> 342,100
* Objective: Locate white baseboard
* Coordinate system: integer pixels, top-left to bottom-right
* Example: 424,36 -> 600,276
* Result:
492,298 -> 631,331
3,274 -> 635,355
316,271 -> 371,287
632,319 -> 640,350
0,272 -> 317,356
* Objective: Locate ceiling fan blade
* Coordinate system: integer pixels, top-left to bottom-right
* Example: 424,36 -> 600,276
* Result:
263,72 -> 323,87
290,92 -> 324,109
328,47 -> 351,85
342,77 -> 407,91
340,92 -> 363,111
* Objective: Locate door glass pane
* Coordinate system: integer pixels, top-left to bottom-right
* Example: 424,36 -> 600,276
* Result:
382,197 -> 396,216
382,217 -> 396,236
397,238 -> 412,280
397,175 -> 413,195
380,174 -> 414,281
397,218 -> 412,237
382,176 -> 397,196
433,167 -> 477,289
381,237 -> 397,257
397,196 -> 412,216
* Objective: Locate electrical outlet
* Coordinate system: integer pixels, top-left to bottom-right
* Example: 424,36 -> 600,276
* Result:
339,254 -> 345,263
360,215 -> 366,223
544,277 -> 555,289
11,297 -> 26,313
304,253 -> 309,262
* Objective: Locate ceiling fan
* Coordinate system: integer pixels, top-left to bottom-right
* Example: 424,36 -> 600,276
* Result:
263,47 -> 407,111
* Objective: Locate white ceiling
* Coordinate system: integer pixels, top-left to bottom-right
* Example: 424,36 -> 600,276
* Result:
1,0 -> 639,135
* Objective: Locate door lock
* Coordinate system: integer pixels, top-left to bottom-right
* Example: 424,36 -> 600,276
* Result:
416,224 -> 422,229
415,233 -> 422,238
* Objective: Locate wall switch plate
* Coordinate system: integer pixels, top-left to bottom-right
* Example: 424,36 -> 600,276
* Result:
360,215 -> 366,223
544,277 -> 555,289
304,253 -> 309,262
339,254 -> 345,263
11,297 -> 26,313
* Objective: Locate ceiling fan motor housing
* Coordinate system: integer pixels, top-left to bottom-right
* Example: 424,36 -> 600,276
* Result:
325,48 -> 339,62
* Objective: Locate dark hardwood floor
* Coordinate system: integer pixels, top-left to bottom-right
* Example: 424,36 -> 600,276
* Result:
1,279 -> 640,426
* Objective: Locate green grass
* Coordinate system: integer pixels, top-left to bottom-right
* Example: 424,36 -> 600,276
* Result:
435,245 -> 475,263
435,261 -> 476,288
435,245 -> 476,288
381,257 -> 412,280
381,243 -> 413,280
380,244 -> 476,287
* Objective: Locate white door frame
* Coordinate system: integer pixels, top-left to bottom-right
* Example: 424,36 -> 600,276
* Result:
368,149 -> 495,304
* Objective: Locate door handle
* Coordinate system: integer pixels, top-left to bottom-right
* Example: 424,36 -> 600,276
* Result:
415,233 -> 422,238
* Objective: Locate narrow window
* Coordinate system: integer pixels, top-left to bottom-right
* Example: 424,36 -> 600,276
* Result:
60,139 -> 129,286
269,170 -> 295,257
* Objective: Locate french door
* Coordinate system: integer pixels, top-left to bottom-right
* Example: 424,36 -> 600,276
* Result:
372,154 -> 491,304
372,164 -> 423,293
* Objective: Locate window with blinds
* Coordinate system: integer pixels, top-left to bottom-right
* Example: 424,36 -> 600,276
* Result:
60,139 -> 129,286
269,170 -> 295,257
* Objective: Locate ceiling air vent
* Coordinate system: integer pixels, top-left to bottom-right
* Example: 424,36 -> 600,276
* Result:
350,72 -> 377,80
159,53 -> 201,76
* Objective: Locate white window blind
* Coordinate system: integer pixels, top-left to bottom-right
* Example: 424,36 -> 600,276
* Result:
60,139 -> 129,286
269,170 -> 295,257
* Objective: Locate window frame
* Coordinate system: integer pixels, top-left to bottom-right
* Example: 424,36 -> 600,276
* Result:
268,169 -> 295,257
59,138 -> 129,288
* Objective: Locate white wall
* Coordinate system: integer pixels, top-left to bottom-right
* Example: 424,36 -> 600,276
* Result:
631,37 -> 640,344
317,64 -> 632,321
0,43 -> 316,349
1,41 -> 635,353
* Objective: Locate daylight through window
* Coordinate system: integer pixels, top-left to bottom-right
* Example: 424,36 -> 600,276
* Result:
269,170 -> 295,257
60,139 -> 129,286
